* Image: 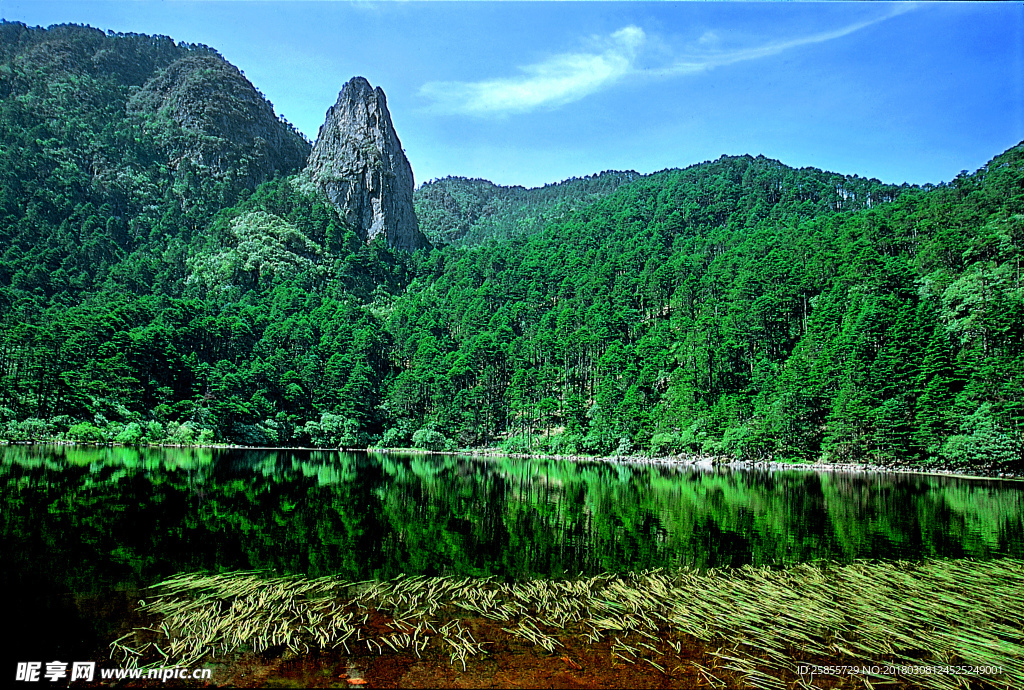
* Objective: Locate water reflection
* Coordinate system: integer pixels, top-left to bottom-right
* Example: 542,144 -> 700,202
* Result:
3,445 -> 1023,591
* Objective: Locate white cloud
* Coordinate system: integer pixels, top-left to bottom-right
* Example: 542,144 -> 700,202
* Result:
421,6 -> 915,118
420,26 -> 645,117
697,31 -> 720,47
651,5 -> 917,79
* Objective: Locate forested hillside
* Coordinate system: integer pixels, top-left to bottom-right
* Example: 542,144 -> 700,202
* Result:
392,151 -> 1023,472
0,21 -> 309,320
414,170 -> 640,246
0,22 -> 1021,473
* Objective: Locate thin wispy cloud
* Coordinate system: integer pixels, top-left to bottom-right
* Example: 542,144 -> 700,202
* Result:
421,6 -> 915,117
650,4 -> 917,79
420,26 -> 645,117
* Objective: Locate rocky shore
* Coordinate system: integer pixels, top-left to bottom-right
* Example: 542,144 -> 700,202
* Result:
369,446 -> 1022,481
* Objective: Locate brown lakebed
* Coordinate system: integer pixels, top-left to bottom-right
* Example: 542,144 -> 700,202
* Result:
92,560 -> 1023,689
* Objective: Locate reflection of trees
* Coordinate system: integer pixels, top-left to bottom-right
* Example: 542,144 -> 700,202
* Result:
2,448 -> 1023,606
374,455 -> 1024,577
0,444 -> 217,472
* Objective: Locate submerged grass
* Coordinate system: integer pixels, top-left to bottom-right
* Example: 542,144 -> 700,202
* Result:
115,559 -> 1024,689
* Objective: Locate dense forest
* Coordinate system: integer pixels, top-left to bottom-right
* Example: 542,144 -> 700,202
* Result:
1,22 -> 1021,472
414,170 -> 641,246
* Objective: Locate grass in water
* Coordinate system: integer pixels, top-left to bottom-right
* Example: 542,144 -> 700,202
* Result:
113,559 -> 1024,689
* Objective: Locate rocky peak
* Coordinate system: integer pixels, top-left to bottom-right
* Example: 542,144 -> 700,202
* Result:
305,77 -> 429,251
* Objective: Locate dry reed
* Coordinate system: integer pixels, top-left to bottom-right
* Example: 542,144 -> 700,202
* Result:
113,559 -> 1024,689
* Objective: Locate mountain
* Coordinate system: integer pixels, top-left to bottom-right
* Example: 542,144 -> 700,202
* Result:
126,53 -> 310,189
306,77 -> 429,252
0,21 -> 1020,473
375,146 -> 1022,472
414,170 -> 640,246
0,21 -> 310,311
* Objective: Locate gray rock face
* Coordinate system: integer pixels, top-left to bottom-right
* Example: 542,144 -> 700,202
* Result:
306,77 -> 429,251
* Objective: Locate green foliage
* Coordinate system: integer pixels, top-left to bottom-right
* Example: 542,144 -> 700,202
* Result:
1,417 -> 53,442
414,171 -> 640,246
67,422 -> 105,443
114,422 -> 144,445
165,421 -> 198,445
146,420 -> 166,443
387,147 -> 1024,470
380,419 -> 416,448
0,20 -> 1021,470
188,210 -> 322,290
546,431 -> 584,456
304,413 -> 367,449
940,404 -> 1023,471
650,431 -> 684,456
411,427 -> 455,452
0,20 -> 308,306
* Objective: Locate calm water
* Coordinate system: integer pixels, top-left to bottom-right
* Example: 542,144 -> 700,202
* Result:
3,445 -> 1023,661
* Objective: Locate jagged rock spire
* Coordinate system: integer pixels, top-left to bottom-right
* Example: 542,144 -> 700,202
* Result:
305,77 -> 429,251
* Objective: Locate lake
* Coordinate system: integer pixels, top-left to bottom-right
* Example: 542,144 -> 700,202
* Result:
3,445 -> 1023,664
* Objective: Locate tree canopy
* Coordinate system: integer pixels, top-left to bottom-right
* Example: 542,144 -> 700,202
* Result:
1,22 -> 1021,474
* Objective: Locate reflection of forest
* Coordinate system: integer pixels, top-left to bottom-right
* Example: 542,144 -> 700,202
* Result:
2,447 -> 1023,602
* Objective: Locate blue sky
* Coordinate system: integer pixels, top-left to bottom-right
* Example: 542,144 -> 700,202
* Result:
1,1 -> 1020,189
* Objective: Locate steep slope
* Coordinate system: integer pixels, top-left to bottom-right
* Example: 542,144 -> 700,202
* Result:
1,131 -> 1020,470
0,21 -> 309,310
305,77 -> 429,252
127,53 -> 310,189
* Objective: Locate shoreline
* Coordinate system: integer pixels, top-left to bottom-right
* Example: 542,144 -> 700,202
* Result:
371,446 -> 1023,482
3,438 -> 1020,481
